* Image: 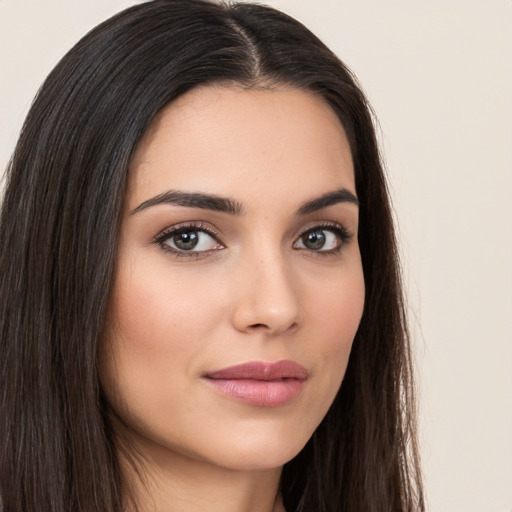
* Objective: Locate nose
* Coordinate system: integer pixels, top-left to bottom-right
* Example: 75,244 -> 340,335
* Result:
231,252 -> 300,336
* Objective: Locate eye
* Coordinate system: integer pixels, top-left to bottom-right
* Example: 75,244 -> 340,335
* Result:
164,229 -> 221,252
293,225 -> 351,253
154,224 -> 224,256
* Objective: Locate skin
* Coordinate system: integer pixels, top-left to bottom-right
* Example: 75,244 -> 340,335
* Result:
100,85 -> 365,512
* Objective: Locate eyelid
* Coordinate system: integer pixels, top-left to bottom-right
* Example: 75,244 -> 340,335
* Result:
153,221 -> 225,257
293,222 -> 354,253
152,220 -> 354,259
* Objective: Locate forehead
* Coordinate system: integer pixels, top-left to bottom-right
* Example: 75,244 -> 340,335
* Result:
128,85 -> 355,210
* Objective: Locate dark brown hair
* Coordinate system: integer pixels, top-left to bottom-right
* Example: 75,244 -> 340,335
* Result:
0,1 -> 423,510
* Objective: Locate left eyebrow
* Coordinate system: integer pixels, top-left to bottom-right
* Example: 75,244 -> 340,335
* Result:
297,188 -> 359,215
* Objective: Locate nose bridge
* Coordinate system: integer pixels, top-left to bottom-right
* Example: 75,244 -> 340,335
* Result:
231,241 -> 300,335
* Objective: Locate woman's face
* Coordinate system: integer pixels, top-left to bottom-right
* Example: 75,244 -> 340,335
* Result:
101,85 -> 365,472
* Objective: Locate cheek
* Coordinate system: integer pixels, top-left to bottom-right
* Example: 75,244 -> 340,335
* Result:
303,262 -> 365,408
99,259 -> 211,416
308,257 -> 365,345
325,272 -> 364,350
108,257 -> 222,356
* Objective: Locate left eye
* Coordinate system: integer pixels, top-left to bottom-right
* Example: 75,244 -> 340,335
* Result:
294,228 -> 342,252
162,229 -> 221,252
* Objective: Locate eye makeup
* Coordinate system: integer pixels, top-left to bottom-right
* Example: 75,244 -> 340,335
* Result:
152,218 -> 354,260
152,220 -> 225,258
293,222 -> 353,256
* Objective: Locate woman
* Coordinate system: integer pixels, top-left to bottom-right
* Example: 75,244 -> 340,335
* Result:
0,1 -> 423,511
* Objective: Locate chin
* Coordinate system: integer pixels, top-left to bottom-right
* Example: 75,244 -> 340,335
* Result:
122,411 -> 316,474
222,443 -> 306,472
183,418 -> 315,472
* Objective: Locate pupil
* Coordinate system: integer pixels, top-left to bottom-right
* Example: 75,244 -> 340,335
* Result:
304,230 -> 325,250
174,231 -> 199,250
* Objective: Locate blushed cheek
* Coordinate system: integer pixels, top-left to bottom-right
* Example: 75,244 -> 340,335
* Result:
324,266 -> 364,329
99,276 -> 184,419
319,270 -> 365,377
106,264 -> 221,366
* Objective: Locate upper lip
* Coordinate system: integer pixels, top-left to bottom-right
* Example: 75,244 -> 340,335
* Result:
205,360 -> 309,381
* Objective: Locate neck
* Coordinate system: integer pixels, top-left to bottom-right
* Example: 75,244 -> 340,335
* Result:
119,439 -> 286,512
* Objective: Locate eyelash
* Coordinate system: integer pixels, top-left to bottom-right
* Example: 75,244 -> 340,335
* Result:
296,223 -> 353,257
153,221 -> 353,258
153,221 -> 222,259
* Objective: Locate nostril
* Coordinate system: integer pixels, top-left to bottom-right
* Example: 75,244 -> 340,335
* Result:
246,321 -> 298,334
248,323 -> 269,330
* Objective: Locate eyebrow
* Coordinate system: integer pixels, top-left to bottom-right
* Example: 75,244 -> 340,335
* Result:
131,190 -> 244,215
297,188 -> 359,215
130,187 -> 358,216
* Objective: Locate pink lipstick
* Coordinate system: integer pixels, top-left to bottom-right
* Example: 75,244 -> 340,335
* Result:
203,360 -> 308,407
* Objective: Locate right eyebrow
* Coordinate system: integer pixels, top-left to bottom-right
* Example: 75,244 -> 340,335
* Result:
130,189 -> 244,216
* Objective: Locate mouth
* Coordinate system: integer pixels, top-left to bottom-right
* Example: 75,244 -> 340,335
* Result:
203,360 -> 308,407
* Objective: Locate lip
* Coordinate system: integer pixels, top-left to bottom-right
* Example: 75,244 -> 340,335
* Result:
203,360 -> 308,407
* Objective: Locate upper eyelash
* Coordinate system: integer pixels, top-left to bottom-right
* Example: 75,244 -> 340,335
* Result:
153,221 -> 223,254
296,222 -> 354,250
152,221 -> 354,257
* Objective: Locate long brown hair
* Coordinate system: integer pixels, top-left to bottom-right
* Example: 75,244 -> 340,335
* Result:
0,1 -> 423,510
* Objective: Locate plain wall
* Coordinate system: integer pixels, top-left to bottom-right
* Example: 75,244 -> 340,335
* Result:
1,1 -> 511,511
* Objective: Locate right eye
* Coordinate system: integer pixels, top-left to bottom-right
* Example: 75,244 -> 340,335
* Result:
154,224 -> 224,257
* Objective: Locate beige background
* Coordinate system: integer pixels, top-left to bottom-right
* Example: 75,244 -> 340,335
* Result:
1,1 -> 511,511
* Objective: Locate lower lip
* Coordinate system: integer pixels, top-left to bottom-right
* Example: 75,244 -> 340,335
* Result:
204,378 -> 305,407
